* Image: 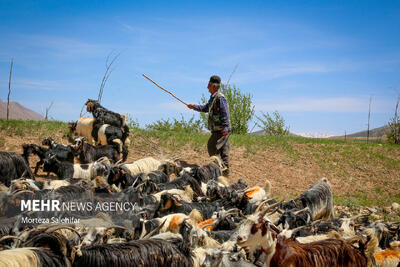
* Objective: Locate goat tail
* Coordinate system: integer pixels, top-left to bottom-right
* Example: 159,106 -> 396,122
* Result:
121,145 -> 129,162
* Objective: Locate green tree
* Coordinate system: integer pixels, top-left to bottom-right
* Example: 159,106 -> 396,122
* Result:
146,114 -> 203,133
200,84 -> 255,134
255,110 -> 290,136
386,95 -> 400,144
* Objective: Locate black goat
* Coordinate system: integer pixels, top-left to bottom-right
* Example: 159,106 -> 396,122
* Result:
73,238 -> 193,267
72,136 -> 123,163
0,151 -> 32,186
157,173 -> 204,198
187,162 -> 222,184
22,144 -> 49,175
42,137 -> 74,163
43,154 -> 107,179
85,99 -> 130,143
128,171 -> 170,187
275,207 -> 313,230
206,179 -> 247,202
158,193 -> 222,219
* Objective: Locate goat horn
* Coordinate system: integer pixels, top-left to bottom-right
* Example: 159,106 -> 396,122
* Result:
255,199 -> 269,213
224,208 -> 240,216
291,225 -> 307,234
20,170 -> 28,178
135,180 -> 150,189
267,207 -> 281,215
259,201 -> 283,218
269,223 -> 281,234
143,219 -> 167,239
131,176 -> 141,188
311,219 -> 322,226
294,207 -> 309,215
239,210 -> 248,219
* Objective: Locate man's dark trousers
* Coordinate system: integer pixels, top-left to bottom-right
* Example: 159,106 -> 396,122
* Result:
207,131 -> 230,176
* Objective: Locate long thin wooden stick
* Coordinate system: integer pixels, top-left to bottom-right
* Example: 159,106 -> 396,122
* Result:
142,74 -> 188,106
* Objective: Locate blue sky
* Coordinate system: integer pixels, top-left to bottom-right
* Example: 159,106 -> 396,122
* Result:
0,0 -> 399,135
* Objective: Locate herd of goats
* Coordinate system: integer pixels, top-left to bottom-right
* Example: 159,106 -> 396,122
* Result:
0,99 -> 399,267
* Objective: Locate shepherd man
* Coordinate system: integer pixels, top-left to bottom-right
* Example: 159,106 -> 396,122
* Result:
187,75 -> 231,177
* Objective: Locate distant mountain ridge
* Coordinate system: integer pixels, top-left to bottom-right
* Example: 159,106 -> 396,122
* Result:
341,125 -> 389,138
0,99 -> 43,120
252,126 -> 389,138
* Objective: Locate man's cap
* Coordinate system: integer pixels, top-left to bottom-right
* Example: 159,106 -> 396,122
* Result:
209,75 -> 221,85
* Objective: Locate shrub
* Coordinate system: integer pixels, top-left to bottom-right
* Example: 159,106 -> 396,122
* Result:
255,110 -> 290,136
146,114 -> 202,133
200,84 -> 255,134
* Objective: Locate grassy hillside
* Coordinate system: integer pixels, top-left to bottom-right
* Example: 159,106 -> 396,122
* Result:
1,119 -> 399,214
336,125 -> 390,138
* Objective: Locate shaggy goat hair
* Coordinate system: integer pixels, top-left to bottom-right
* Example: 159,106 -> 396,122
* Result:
275,207 -> 313,230
0,248 -> 69,267
41,137 -> 74,162
236,214 -> 372,267
73,238 -> 193,267
188,162 -> 222,184
158,193 -> 222,219
157,173 -> 204,198
73,136 -> 122,163
269,236 -> 370,267
280,177 -> 334,220
0,151 -> 32,187
43,154 -> 109,179
118,170 -> 170,189
206,179 -> 247,202
22,144 -> 49,175
86,99 -> 130,142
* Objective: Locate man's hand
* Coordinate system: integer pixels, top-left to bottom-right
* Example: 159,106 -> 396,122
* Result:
187,104 -> 194,109
222,130 -> 229,136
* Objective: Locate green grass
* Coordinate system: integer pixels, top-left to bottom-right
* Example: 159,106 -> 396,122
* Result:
0,119 -> 69,138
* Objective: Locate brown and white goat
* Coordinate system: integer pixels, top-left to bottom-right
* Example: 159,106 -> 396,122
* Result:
236,207 -> 372,267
